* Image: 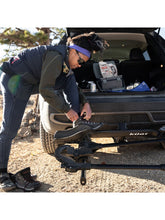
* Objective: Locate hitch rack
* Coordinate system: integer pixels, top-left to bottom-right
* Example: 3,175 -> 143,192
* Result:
54,132 -> 165,185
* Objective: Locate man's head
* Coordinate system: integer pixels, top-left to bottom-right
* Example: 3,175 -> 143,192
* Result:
67,32 -> 104,69
68,47 -> 89,69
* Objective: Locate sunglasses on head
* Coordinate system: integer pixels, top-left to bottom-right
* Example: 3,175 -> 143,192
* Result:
76,50 -> 86,65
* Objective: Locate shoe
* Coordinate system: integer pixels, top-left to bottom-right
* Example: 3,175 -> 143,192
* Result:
0,172 -> 16,192
54,124 -> 91,144
73,117 -> 103,130
11,173 -> 37,181
54,118 -> 103,144
12,167 -> 41,192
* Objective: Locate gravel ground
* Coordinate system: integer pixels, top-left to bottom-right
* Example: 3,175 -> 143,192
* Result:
1,95 -> 165,193
5,136 -> 165,193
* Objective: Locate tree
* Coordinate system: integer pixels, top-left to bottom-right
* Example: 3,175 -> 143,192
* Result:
0,27 -> 66,62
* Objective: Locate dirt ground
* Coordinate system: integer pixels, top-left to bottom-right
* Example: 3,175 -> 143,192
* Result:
1,94 -> 165,193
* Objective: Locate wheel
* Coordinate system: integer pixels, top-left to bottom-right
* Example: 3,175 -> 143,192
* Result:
40,121 -> 58,154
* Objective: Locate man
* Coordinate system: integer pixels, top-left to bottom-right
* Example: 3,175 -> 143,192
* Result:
0,32 -> 104,191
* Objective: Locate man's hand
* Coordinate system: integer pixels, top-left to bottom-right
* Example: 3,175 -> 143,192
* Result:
80,103 -> 92,120
65,109 -> 79,122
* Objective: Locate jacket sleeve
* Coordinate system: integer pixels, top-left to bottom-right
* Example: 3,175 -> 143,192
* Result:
39,51 -> 71,113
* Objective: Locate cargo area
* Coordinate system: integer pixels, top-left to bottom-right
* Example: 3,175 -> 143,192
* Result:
72,30 -> 165,93
73,58 -> 165,93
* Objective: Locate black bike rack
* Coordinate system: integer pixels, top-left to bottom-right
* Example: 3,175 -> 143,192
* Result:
54,129 -> 165,185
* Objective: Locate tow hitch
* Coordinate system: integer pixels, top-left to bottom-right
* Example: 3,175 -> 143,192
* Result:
54,133 -> 165,185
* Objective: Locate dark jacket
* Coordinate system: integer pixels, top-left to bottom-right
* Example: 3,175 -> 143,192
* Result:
0,45 -> 67,83
0,45 -> 88,113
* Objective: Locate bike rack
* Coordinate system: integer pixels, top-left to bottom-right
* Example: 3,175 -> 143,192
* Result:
54,129 -> 165,185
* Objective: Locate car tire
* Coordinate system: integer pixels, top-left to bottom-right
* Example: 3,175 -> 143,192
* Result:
40,121 -> 58,154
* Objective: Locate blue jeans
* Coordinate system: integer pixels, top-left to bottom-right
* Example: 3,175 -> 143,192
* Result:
0,72 -> 80,169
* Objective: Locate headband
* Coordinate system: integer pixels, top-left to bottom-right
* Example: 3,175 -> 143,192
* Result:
68,44 -> 91,58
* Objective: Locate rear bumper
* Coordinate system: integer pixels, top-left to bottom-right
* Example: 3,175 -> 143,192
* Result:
39,92 -> 165,137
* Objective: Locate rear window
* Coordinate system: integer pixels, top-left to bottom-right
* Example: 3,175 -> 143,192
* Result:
92,32 -> 148,62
